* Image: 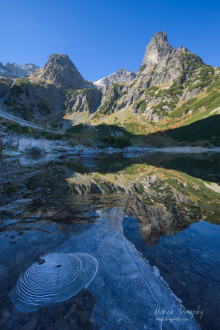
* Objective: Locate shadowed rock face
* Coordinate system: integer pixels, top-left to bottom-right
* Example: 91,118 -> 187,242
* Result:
0,77 -> 13,97
65,87 -> 102,115
41,54 -> 93,90
3,81 -> 66,127
1,54 -> 95,127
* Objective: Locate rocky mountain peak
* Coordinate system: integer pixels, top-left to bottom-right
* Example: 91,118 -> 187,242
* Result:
44,54 -> 73,70
23,63 -> 40,74
142,31 -> 174,68
41,54 -> 92,90
150,31 -> 168,43
137,31 -> 205,86
0,61 -> 40,78
94,68 -> 136,87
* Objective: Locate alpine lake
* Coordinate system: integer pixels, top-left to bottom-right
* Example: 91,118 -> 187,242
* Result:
0,151 -> 220,330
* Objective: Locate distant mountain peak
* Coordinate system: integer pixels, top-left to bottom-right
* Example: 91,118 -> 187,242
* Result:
0,61 -> 40,78
94,68 -> 136,87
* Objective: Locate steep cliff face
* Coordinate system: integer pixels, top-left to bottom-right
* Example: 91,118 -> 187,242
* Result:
3,79 -> 65,128
63,87 -> 102,125
0,77 -> 13,97
142,32 -> 173,67
137,31 -> 205,85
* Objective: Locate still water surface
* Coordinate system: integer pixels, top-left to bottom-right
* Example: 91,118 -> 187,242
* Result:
0,153 -> 219,329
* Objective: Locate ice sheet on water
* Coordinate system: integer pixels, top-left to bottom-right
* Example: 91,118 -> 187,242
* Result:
58,207 -> 198,329
11,252 -> 98,313
10,206 -> 198,328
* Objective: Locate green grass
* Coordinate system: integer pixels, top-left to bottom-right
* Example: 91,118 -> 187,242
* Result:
206,77 -> 220,93
123,122 -> 146,135
123,164 -> 144,175
138,64 -> 146,72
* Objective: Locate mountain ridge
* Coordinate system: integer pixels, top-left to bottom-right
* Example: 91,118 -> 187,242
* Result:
0,31 -> 219,146
94,68 -> 136,87
0,61 -> 40,78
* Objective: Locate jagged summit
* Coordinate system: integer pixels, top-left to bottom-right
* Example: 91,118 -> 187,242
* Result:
137,31 -> 204,85
153,31 -> 168,40
0,61 -> 39,78
94,68 -> 136,87
2,32 -> 217,137
40,54 -> 92,90
142,31 -> 175,67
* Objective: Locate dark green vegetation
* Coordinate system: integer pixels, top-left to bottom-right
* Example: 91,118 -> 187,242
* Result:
63,113 -> 220,147
66,123 -> 131,148
2,110 -> 220,149
162,115 -> 220,146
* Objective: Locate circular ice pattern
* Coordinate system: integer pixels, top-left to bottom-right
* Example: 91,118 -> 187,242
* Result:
11,252 -> 98,313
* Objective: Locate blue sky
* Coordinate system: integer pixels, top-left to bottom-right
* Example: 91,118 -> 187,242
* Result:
1,0 -> 220,80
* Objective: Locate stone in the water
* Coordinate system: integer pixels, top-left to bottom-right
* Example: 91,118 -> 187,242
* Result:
11,252 -> 98,313
37,259 -> 45,265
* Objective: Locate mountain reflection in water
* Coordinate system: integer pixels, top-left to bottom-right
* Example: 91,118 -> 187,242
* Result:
0,152 -> 219,329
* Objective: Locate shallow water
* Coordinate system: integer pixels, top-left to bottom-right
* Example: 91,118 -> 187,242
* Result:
0,153 -> 219,329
